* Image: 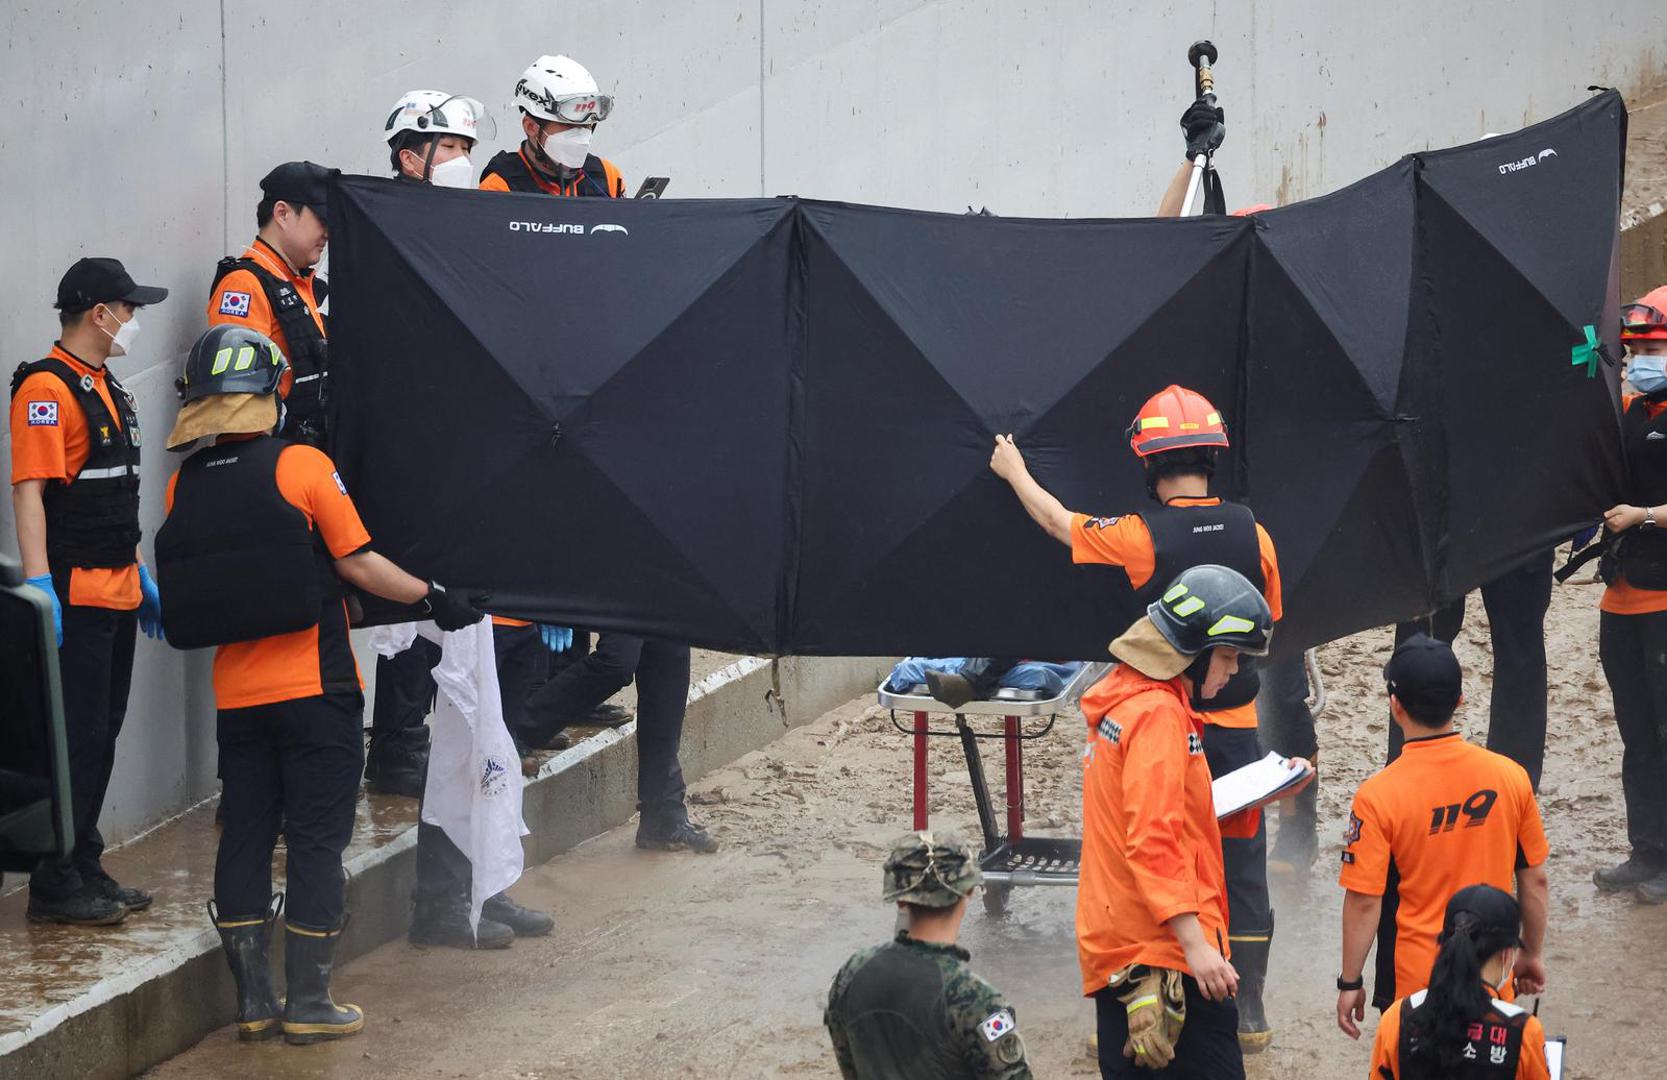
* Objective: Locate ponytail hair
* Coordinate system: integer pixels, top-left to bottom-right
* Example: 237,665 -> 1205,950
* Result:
1404,901 -> 1521,1077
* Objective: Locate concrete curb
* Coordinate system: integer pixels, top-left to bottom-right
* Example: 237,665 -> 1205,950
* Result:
0,655 -> 889,1080
1623,201 -> 1667,300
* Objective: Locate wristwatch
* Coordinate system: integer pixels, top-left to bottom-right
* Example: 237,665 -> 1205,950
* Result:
1644,507 -> 1657,531
1336,975 -> 1364,991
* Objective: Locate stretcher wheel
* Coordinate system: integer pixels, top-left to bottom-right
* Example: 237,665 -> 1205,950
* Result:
982,883 -> 1012,917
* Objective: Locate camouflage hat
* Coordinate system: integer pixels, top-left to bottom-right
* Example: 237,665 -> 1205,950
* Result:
882,830 -> 982,908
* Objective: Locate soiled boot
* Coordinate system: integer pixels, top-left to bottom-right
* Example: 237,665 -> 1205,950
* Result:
481,893 -> 554,937
282,921 -> 365,1044
1233,919 -> 1274,1054
409,898 -> 515,949
1269,778 -> 1318,876
210,895 -> 283,1042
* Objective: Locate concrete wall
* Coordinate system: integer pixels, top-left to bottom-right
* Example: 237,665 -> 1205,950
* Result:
3,1 -> 1666,845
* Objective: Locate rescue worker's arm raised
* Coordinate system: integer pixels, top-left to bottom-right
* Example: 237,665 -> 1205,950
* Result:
989,435 -> 1073,545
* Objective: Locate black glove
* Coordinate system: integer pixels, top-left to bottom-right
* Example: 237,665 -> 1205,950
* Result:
423,581 -> 485,632
1180,97 -> 1226,158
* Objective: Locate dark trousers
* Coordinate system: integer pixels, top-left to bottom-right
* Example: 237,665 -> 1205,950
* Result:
1601,609 -> 1667,862
527,633 -> 691,824
1201,725 -> 1272,943
1093,979 -> 1243,1079
30,600 -> 137,900
370,635 -> 441,740
215,692 -> 364,928
1256,654 -> 1317,760
494,623 -> 550,747
1388,551 -> 1553,787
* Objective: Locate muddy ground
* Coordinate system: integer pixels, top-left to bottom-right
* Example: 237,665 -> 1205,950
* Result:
149,565 -> 1666,1080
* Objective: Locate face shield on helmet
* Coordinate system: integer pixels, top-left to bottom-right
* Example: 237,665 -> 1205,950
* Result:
384,90 -> 495,146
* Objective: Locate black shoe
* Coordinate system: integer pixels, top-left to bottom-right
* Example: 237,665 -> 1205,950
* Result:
1637,871 -> 1667,906
636,819 -> 720,854
211,895 -> 283,1041
282,921 -> 365,1044
1595,854 -> 1663,892
84,869 -> 153,912
365,727 -> 430,798
582,703 -> 633,728
408,903 -> 515,949
924,671 -> 977,710
26,890 -> 128,926
481,893 -> 555,937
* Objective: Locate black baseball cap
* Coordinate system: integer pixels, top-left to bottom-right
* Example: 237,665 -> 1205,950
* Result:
1383,632 -> 1462,714
54,257 -> 169,313
260,161 -> 333,213
1439,883 -> 1523,947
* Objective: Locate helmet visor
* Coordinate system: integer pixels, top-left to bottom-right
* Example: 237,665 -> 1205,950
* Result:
548,93 -> 613,125
1623,302 -> 1667,339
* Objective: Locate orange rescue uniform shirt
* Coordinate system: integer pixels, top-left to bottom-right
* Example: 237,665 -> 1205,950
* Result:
1339,733 -> 1548,1002
205,238 -> 325,400
1602,392 -> 1667,615
1076,664 -> 1229,995
9,343 -> 141,609
166,443 -> 371,709
1069,497 -> 1283,729
478,148 -> 626,197
1370,987 -> 1550,1079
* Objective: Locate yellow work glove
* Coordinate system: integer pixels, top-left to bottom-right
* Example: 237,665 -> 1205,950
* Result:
1108,964 -> 1187,1069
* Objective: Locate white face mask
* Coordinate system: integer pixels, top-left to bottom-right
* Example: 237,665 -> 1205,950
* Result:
542,125 -> 593,170
99,307 -> 141,356
428,154 -> 475,188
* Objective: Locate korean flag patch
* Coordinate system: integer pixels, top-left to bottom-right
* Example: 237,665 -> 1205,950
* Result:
27,401 -> 58,427
979,1010 -> 1015,1042
218,290 -> 253,317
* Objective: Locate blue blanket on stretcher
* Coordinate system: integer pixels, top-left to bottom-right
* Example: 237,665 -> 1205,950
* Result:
884,658 -> 1083,697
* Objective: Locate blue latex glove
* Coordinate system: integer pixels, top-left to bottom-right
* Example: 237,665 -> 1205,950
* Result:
137,565 -> 164,640
537,623 -> 573,653
25,574 -> 63,647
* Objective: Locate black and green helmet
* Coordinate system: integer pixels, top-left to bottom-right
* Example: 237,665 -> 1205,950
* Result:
175,325 -> 288,404
1147,564 -> 1273,657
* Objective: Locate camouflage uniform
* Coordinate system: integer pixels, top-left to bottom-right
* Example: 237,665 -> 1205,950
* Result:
823,831 -> 1031,1079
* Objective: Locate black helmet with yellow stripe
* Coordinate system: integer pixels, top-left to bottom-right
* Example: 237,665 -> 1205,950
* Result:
175,325 -> 287,404
1147,564 -> 1272,657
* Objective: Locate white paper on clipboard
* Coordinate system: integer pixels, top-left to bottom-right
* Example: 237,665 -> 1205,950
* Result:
1545,1037 -> 1565,1080
1212,751 -> 1312,819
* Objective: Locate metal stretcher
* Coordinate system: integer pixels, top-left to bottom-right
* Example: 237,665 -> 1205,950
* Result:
878,651 -> 1325,916
879,662 -> 1111,916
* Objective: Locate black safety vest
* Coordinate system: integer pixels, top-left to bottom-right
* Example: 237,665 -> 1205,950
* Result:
1609,397 -> 1667,590
209,255 -> 330,446
10,356 -> 142,572
1386,990 -> 1527,1078
1140,499 -> 1266,712
479,149 -> 619,198
154,437 -> 342,653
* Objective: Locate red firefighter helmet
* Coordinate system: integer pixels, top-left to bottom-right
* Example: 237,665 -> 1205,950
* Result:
1126,385 -> 1229,458
1623,285 -> 1667,343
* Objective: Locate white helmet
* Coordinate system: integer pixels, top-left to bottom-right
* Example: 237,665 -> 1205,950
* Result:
384,90 -> 487,145
513,55 -> 613,125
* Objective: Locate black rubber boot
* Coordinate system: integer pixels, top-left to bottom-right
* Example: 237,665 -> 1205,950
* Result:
281,921 -> 365,1044
481,893 -> 555,937
365,726 -> 430,799
1595,854 -> 1664,892
409,900 -> 515,949
1234,915 -> 1274,1055
210,895 -> 283,1042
